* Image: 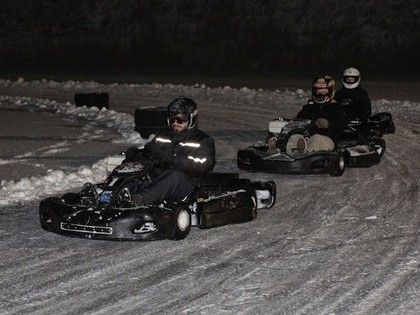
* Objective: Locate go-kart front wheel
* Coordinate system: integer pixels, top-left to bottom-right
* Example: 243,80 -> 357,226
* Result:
330,153 -> 345,177
170,206 -> 191,240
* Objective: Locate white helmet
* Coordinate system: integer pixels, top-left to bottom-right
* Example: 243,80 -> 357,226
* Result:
342,67 -> 361,89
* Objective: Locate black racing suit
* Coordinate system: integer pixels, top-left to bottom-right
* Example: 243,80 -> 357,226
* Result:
334,86 -> 372,122
130,127 -> 215,205
296,100 -> 346,144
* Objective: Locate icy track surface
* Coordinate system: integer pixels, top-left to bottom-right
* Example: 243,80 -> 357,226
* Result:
0,78 -> 419,315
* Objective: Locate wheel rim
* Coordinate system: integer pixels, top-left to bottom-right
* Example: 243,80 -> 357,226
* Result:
177,209 -> 190,231
339,156 -> 345,170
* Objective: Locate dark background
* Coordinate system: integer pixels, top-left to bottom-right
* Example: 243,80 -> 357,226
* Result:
1,0 -> 419,79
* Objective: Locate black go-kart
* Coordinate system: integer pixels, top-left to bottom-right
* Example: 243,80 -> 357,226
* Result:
237,118 -> 346,176
237,111 -> 394,176
39,155 -> 276,241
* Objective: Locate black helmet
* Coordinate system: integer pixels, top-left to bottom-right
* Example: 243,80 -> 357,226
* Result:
167,97 -> 198,129
311,75 -> 335,103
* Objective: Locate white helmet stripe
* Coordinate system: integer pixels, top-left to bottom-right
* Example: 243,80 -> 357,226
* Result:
188,156 -> 207,163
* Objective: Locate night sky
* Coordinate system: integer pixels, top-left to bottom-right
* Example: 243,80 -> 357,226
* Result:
1,0 -> 419,77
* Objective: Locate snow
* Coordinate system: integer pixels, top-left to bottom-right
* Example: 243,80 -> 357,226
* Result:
0,76 -> 419,315
0,90 -> 149,206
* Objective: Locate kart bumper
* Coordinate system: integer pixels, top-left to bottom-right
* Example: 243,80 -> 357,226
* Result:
237,146 -> 341,175
39,198 -> 176,241
345,145 -> 382,167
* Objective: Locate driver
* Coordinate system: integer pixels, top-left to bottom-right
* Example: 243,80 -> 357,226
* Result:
126,97 -> 215,206
268,76 -> 346,154
334,67 -> 372,122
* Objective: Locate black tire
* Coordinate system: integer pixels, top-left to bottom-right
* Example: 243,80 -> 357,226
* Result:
386,120 -> 396,134
251,180 -> 277,209
370,112 -> 396,134
170,206 -> 191,240
39,197 -> 62,231
330,153 -> 345,177
370,137 -> 386,157
74,93 -> 109,109
61,193 -> 82,205
265,180 -> 276,209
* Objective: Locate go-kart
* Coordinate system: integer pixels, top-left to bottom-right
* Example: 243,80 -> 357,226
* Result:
237,118 -> 346,176
237,113 -> 391,175
39,154 -> 276,241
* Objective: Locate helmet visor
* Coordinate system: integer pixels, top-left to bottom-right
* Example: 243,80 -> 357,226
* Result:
343,76 -> 359,84
314,88 -> 329,96
169,113 -> 188,125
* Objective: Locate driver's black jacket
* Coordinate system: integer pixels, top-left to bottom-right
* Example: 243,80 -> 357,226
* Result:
143,127 -> 215,183
125,127 -> 215,205
296,100 -> 346,144
334,86 -> 372,122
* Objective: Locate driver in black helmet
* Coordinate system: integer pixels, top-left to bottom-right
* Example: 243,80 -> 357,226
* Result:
126,96 -> 215,206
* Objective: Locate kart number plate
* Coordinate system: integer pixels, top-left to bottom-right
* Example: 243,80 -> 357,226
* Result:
117,162 -> 145,173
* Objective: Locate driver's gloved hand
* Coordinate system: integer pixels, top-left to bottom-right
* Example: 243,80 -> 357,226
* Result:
314,118 -> 329,129
146,146 -> 173,165
125,146 -> 143,161
266,136 -> 278,154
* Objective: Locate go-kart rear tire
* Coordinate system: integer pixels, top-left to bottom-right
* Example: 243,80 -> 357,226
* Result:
74,93 -> 109,109
330,153 -> 345,177
369,137 -> 386,157
170,206 -> 191,240
252,180 -> 276,209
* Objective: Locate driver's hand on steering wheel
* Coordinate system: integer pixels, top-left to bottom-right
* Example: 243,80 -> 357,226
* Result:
314,118 -> 329,129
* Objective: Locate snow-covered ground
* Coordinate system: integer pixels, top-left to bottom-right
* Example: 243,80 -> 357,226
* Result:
0,77 -> 419,315
0,92 -> 147,206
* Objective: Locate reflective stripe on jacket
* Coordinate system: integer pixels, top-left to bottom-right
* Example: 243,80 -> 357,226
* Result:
146,128 -> 215,178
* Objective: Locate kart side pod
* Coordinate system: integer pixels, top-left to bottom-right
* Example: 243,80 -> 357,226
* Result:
197,191 -> 256,229
195,175 -> 276,229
